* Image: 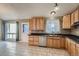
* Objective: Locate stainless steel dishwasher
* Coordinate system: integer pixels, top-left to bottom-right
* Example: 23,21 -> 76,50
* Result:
39,36 -> 46,47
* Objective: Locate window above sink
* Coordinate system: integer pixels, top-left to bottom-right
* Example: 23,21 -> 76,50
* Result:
46,19 -> 60,34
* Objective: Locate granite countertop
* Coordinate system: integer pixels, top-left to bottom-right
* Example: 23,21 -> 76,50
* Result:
29,32 -> 71,35
65,35 -> 79,44
28,32 -> 79,44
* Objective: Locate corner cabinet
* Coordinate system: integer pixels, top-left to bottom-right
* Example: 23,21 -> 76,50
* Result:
62,14 -> 71,29
65,37 -> 79,56
29,17 -> 45,32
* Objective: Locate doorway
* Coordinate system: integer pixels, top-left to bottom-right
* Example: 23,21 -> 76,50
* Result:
5,22 -> 17,42
20,23 -> 29,43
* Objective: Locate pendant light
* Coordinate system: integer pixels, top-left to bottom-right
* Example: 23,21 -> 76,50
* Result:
50,3 -> 59,15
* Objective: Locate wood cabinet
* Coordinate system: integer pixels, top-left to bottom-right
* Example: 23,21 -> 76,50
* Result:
29,36 -> 34,45
67,38 -> 71,54
29,19 -> 33,33
62,14 -> 71,29
65,37 -> 77,56
46,37 -> 53,48
65,38 -> 68,50
29,36 -> 39,46
47,36 -> 64,48
29,17 -> 45,32
60,37 -> 65,48
74,8 -> 79,22
70,40 -> 76,56
65,38 -> 71,55
76,44 -> 79,56
71,12 -> 74,25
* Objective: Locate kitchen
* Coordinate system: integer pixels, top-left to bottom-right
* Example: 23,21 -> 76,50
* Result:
0,3 -> 79,56
28,4 -> 79,56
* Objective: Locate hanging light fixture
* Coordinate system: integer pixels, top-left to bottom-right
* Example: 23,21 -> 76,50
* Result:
50,11 -> 56,15
50,3 -> 59,15
54,3 -> 59,11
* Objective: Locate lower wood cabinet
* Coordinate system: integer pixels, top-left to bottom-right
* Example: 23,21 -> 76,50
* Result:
70,40 -> 76,56
65,37 -> 79,56
65,38 -> 68,50
67,38 -> 71,54
46,37 -> 53,48
60,37 -> 65,48
29,36 -> 39,46
46,36 -> 64,49
76,44 -> 79,56
29,35 -> 79,56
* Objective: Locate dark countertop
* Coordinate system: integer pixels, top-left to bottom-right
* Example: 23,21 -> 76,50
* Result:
29,32 -> 79,44
65,35 -> 79,44
29,32 -> 71,35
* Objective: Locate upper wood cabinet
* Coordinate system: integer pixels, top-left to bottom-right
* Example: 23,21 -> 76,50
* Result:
29,17 -> 45,32
62,14 -> 71,29
74,8 -> 79,23
71,12 -> 74,25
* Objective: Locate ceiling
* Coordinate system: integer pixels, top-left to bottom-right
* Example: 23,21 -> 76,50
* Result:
0,3 -> 79,20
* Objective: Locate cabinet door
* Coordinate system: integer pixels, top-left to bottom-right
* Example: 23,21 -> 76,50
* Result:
36,18 -> 39,30
60,37 -> 65,48
47,37 -> 53,48
54,39 -> 60,48
33,36 -> 39,46
62,15 -> 71,29
32,18 -> 36,30
65,38 -> 68,50
67,39 -> 71,54
29,19 -> 33,33
71,13 -> 74,25
62,16 -> 66,28
52,37 -> 61,48
70,40 -> 76,56
74,9 -> 79,22
40,18 -> 45,30
76,44 -> 79,56
29,36 -> 34,45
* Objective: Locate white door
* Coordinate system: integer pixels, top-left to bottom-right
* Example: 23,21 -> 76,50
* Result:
20,23 -> 29,42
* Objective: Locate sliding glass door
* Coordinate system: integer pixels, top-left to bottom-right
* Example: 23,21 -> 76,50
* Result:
5,23 -> 17,41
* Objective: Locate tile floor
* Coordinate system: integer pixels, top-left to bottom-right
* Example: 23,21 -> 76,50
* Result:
0,41 -> 69,56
